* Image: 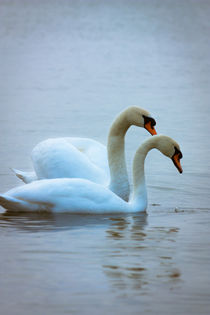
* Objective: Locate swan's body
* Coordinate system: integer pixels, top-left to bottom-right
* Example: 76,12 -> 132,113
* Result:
1,135 -> 183,214
0,178 -> 128,213
13,107 -> 157,201
13,137 -> 108,183
32,138 -> 109,185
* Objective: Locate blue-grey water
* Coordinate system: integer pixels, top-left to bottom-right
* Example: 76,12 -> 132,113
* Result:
0,0 -> 210,314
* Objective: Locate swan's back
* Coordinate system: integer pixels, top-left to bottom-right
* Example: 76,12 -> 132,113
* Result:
32,138 -> 109,185
65,137 -> 109,171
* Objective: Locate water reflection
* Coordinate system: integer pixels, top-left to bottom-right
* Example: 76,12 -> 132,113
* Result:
103,213 -> 181,295
0,211 -> 147,234
0,211 -> 115,232
0,210 -> 182,296
103,214 -> 147,293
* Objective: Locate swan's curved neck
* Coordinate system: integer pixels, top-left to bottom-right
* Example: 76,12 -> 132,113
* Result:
130,137 -> 156,211
107,110 -> 131,201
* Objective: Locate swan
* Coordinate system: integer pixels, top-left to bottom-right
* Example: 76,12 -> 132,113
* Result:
13,106 -> 157,201
0,135 -> 183,214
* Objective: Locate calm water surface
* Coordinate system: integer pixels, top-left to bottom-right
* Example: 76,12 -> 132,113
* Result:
0,0 -> 210,314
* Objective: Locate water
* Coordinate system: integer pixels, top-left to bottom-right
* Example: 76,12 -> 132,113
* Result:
0,0 -> 210,314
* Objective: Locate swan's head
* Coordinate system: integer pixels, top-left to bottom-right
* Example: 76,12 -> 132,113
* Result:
154,135 -> 183,173
126,106 -> 157,135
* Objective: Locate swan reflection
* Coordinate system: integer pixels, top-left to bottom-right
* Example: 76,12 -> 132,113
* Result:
0,211 -> 115,232
103,213 -> 181,294
103,213 -> 148,292
0,210 -> 181,295
0,211 -> 147,233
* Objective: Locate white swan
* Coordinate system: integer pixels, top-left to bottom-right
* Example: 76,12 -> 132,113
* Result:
1,135 -> 183,214
13,106 -> 157,201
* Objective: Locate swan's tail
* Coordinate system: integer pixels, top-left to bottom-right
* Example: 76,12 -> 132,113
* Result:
0,194 -> 44,212
11,168 -> 37,184
0,194 -> 28,211
0,194 -> 53,212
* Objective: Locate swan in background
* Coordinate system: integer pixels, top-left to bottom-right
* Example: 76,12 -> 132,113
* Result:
13,106 -> 157,201
1,135 -> 183,214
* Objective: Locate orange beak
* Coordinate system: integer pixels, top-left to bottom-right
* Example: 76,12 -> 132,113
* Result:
144,121 -> 157,135
172,154 -> 183,174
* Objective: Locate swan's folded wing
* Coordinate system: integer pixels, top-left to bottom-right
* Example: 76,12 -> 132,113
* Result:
0,194 -> 53,212
0,194 -> 28,211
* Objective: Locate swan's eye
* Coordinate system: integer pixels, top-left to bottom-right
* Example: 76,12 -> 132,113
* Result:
142,115 -> 157,135
173,147 -> 183,160
172,147 -> 183,173
143,115 -> 156,127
